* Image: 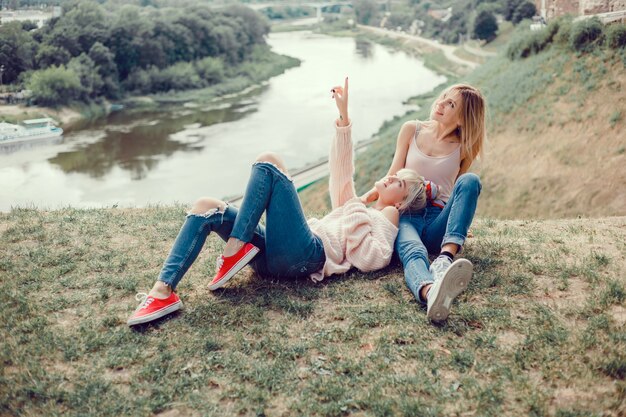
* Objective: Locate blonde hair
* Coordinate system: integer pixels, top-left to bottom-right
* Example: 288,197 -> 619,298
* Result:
396,168 -> 427,213
429,83 -> 486,163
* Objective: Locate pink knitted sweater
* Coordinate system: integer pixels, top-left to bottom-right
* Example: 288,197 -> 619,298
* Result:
307,122 -> 398,282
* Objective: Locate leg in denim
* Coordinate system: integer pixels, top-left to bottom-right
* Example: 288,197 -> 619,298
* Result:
230,161 -> 325,278
157,204 -> 267,290
395,212 -> 432,304
422,173 -> 482,253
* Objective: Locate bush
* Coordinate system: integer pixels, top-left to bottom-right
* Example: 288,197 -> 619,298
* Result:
195,57 -> 225,85
123,68 -> 153,94
506,21 -> 559,59
512,1 -> 536,24
569,18 -> 604,52
26,66 -> 83,106
151,62 -> 203,92
553,17 -> 573,45
474,10 -> 498,42
605,24 -> 626,49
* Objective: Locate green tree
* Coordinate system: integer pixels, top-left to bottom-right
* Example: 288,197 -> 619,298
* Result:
354,0 -> 379,25
512,1 -> 536,24
0,21 -> 37,84
35,44 -> 71,68
26,66 -> 82,106
67,53 -> 103,99
473,10 -> 498,41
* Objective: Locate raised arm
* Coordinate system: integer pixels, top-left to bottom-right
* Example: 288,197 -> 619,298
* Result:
328,77 -> 357,208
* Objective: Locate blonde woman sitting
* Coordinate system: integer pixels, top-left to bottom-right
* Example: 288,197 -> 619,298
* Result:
128,78 -> 428,326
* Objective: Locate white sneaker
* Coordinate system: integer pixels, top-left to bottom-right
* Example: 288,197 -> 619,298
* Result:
426,258 -> 473,322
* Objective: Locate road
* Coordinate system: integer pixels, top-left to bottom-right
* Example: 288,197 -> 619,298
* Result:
357,25 -> 480,69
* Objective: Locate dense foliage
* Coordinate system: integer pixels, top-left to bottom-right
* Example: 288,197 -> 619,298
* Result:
0,0 -> 270,105
506,17 -> 625,60
473,10 -> 498,41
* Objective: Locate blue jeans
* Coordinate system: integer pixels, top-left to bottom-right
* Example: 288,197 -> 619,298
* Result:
395,173 -> 481,303
158,162 -> 326,289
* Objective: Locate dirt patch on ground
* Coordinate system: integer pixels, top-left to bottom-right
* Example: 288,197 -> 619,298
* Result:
609,305 -> 626,326
497,330 -> 525,350
0,104 -> 82,126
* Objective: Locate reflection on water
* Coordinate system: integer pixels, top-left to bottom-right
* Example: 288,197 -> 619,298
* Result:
355,38 -> 374,59
50,92 -> 262,180
0,135 -> 64,154
1,31 -> 446,211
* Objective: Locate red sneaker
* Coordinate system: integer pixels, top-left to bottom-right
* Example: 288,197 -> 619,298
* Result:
127,291 -> 182,326
209,242 -> 260,290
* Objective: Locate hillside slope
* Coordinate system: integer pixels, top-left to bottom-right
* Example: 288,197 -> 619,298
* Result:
299,36 -> 626,220
0,207 -> 624,415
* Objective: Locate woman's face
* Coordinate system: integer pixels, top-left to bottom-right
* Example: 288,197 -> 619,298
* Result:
375,175 -> 408,207
432,90 -> 462,128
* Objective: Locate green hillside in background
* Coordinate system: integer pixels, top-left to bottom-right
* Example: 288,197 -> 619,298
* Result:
300,19 -> 626,219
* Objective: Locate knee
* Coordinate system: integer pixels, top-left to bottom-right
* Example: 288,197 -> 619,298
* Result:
456,173 -> 482,195
395,238 -> 428,263
189,197 -> 226,215
255,151 -> 288,174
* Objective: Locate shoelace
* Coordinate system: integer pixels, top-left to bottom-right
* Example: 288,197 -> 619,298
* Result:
431,258 -> 451,282
215,255 -> 224,272
135,292 -> 154,310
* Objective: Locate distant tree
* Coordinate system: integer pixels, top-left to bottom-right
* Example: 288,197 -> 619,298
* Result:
473,10 -> 498,41
88,42 -> 119,97
36,44 -> 71,68
27,65 -> 82,106
21,20 -> 39,31
0,21 -> 37,84
354,0 -> 379,25
512,1 -> 536,24
504,0 -> 523,21
195,56 -> 225,85
67,53 -> 103,99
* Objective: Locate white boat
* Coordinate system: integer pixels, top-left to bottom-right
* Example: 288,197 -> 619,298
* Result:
0,118 -> 63,145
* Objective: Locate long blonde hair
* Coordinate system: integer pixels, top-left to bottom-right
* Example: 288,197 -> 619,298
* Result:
429,84 -> 486,163
396,168 -> 426,212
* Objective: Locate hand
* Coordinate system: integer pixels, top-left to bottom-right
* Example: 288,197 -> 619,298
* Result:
331,77 -> 349,126
360,188 -> 379,204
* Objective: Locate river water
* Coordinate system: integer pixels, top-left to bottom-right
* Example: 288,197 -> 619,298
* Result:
0,31 -> 445,211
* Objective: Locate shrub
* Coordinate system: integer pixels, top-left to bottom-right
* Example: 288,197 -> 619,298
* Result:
26,66 -> 83,106
123,68 -> 153,94
195,57 -> 225,85
474,10 -> 498,42
605,24 -> 626,49
512,1 -> 536,24
506,21 -> 559,59
569,18 -> 604,52
553,17 -> 573,45
151,62 -> 203,92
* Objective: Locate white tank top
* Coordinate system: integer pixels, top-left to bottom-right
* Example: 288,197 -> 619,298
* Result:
405,122 -> 460,203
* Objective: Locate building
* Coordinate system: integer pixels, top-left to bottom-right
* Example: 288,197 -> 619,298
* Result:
536,0 -> 626,20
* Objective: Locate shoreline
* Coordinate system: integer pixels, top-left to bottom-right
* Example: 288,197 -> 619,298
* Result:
0,50 -> 300,129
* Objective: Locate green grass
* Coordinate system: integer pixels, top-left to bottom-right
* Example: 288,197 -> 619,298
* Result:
1,208 -> 624,416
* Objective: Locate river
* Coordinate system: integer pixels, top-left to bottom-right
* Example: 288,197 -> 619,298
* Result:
0,31 -> 446,211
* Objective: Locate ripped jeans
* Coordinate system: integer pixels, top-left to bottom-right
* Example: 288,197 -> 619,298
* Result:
158,162 -> 326,289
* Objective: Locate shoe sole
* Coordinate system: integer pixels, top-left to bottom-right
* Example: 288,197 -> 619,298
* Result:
427,259 -> 473,322
127,300 -> 183,326
208,246 -> 260,291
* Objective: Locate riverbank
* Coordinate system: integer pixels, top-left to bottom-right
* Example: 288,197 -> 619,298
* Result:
1,206 -> 623,416
299,24 -> 626,220
0,50 -> 300,129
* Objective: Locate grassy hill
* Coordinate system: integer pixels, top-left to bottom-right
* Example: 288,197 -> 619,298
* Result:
1,207 -> 624,416
299,23 -> 626,220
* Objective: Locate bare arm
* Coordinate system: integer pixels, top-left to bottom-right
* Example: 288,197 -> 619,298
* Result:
457,157 -> 473,179
361,120 -> 416,203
